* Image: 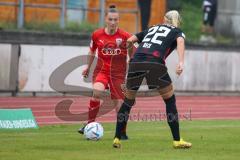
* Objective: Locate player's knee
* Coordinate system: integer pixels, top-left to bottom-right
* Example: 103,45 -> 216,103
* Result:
92,82 -> 105,98
124,89 -> 137,99
158,84 -> 174,100
92,90 -> 103,99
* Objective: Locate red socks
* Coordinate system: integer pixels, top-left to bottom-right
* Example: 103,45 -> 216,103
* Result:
88,99 -> 100,123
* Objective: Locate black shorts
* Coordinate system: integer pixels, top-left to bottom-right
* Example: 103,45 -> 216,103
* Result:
126,60 -> 172,91
203,5 -> 217,26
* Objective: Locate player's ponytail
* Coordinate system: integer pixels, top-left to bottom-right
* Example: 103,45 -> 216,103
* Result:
164,10 -> 182,27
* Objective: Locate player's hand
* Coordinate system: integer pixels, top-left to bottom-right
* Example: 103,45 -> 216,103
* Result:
121,84 -> 126,93
176,62 -> 184,76
82,68 -> 90,78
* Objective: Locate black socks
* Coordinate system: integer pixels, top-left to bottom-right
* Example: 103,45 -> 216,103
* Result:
164,94 -> 180,141
115,98 -> 135,139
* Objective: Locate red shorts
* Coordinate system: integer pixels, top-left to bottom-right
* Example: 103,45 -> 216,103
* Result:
93,71 -> 125,99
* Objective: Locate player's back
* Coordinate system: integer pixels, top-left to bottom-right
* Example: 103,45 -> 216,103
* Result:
133,24 -> 185,63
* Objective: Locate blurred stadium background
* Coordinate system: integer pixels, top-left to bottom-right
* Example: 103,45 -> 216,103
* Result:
0,0 -> 240,159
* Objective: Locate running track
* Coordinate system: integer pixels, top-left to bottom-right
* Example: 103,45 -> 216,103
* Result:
0,96 -> 239,125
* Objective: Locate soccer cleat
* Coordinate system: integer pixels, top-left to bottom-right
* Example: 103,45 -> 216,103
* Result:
78,125 -> 86,134
120,133 -> 129,140
173,138 -> 192,149
113,138 -> 121,148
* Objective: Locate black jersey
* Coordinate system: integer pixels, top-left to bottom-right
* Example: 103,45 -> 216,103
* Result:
133,24 -> 185,63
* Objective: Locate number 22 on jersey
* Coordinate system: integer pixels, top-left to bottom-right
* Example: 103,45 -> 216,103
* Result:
142,26 -> 171,48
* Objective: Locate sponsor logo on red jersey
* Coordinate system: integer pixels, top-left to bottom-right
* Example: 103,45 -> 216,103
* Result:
102,48 -> 121,55
101,38 -> 123,55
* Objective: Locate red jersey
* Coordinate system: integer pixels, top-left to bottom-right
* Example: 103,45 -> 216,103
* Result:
90,28 -> 131,75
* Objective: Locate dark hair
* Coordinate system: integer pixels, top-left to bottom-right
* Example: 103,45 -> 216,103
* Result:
107,4 -> 118,13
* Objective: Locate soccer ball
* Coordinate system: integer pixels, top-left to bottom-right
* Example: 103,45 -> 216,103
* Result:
83,122 -> 104,140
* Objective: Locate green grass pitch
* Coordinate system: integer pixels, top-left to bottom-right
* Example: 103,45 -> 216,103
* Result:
0,120 -> 239,160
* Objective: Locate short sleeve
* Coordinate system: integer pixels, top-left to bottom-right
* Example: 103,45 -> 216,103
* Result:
89,32 -> 97,52
125,31 -> 132,39
135,29 -> 148,43
176,29 -> 186,40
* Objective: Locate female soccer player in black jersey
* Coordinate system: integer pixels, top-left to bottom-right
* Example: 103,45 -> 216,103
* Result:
113,10 -> 192,149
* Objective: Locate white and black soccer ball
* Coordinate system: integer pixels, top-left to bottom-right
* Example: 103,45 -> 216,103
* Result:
83,122 -> 104,140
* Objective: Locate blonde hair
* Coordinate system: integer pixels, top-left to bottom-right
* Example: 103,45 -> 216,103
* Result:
164,10 -> 182,27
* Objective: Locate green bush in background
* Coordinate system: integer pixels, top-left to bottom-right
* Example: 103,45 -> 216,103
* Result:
180,0 -> 203,42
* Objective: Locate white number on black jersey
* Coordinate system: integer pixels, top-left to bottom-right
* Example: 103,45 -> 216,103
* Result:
142,26 -> 171,45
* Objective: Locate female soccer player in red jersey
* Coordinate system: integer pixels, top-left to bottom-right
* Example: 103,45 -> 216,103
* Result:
78,5 -> 132,140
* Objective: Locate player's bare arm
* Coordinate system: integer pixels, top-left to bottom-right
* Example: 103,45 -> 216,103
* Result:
127,35 -> 138,57
82,50 -> 96,78
176,37 -> 185,76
